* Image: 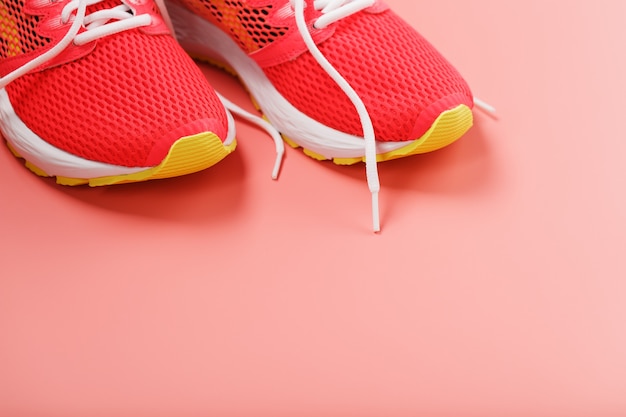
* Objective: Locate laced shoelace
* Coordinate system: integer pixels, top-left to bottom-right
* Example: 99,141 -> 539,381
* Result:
0,0 -> 151,89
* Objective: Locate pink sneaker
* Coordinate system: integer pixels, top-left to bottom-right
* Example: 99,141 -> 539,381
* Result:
1,0 -> 236,186
164,0 -> 476,230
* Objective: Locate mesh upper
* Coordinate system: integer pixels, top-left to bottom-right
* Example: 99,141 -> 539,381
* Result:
262,9 -> 473,141
2,1 -> 228,167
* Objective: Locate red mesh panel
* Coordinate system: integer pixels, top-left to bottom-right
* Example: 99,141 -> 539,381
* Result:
6,30 -> 228,167
263,9 -> 473,141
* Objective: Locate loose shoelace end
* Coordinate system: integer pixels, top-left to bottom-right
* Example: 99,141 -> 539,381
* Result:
372,191 -> 380,233
272,147 -> 284,180
473,97 -> 496,114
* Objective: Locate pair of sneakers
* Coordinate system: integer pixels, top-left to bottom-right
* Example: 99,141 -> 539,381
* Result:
0,0 -> 481,231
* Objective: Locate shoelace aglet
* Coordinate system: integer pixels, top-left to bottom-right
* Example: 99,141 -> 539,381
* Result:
261,121 -> 285,180
272,146 -> 285,180
372,191 -> 380,233
473,97 -> 496,114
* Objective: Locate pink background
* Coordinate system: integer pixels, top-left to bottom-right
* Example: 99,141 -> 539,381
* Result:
2,0 -> 626,416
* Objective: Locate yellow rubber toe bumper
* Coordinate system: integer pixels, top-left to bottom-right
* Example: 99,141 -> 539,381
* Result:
284,103 -> 474,165
8,132 -> 236,186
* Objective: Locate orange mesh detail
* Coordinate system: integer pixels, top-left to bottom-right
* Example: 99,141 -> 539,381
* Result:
0,0 -> 48,57
5,30 -> 228,167
263,9 -> 473,141
192,0 -> 287,52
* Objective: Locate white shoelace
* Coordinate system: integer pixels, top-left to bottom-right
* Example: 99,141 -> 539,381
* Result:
0,0 -> 151,89
291,0 -> 381,231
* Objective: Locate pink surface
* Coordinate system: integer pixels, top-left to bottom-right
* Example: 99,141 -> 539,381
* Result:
1,1 -> 626,416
